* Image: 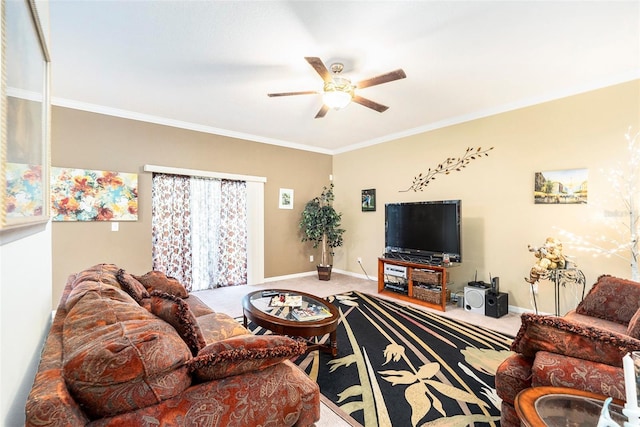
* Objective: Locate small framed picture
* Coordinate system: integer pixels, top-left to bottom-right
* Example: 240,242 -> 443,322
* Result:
362,189 -> 376,212
279,188 -> 294,209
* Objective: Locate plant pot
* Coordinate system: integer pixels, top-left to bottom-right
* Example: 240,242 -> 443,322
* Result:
317,265 -> 332,281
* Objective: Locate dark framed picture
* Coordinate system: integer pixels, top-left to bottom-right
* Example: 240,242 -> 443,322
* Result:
361,189 -> 376,212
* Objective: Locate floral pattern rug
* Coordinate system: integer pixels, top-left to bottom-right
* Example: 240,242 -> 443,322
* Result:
245,291 -> 514,427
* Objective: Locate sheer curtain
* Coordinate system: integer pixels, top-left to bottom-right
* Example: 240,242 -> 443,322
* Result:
152,173 -> 247,292
190,177 -> 220,291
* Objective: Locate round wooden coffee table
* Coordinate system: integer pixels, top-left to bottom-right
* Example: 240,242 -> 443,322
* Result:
242,289 -> 340,356
515,386 -> 626,427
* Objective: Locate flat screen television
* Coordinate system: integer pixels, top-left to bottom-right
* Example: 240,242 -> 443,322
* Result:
385,200 -> 461,264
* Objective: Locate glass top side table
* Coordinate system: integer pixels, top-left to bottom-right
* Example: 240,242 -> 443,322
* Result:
515,386 -> 625,427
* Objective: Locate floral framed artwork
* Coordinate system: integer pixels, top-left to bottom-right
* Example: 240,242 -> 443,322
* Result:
51,168 -> 139,221
1,0 -> 51,230
534,168 -> 588,204
279,188 -> 294,209
362,189 -> 376,212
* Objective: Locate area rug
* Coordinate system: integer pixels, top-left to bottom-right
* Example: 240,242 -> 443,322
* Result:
244,291 -> 514,427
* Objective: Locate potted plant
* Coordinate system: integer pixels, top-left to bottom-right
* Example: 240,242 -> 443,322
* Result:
299,184 -> 345,280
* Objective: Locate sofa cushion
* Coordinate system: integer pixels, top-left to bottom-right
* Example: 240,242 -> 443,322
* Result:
197,312 -> 251,344
149,290 -> 206,356
576,275 -> 640,325
184,294 -> 215,318
564,310 -> 629,335
65,276 -> 141,315
531,351 -> 626,400
628,308 -> 640,339
187,335 -> 306,381
71,263 -> 122,289
511,313 -> 640,367
68,263 -> 149,305
62,279 -> 192,419
134,270 -> 188,298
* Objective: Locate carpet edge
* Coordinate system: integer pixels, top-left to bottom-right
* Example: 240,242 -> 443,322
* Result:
320,394 -> 363,427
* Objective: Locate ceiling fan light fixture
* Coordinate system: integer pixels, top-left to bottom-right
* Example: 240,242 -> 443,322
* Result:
323,90 -> 352,110
267,57 -> 406,118
322,77 -> 354,110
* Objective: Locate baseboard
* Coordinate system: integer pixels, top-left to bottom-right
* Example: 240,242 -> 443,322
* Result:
263,270 -> 540,315
508,305 -> 552,315
330,268 -> 376,281
262,271 -> 317,283
264,269 -> 377,283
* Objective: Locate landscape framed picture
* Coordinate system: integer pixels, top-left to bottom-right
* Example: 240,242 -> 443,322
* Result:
534,168 -> 588,204
362,189 -> 376,212
1,0 -> 51,230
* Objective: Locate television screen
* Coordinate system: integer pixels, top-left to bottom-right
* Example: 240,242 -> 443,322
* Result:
385,200 -> 461,263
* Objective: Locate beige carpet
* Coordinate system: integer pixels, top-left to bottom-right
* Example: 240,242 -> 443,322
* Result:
193,272 -> 521,426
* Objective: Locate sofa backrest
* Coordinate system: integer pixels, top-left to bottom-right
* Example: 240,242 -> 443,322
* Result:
61,264 -> 193,419
576,274 -> 640,325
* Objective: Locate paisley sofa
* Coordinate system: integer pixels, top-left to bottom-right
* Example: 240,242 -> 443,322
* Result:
25,264 -> 320,426
496,274 -> 640,426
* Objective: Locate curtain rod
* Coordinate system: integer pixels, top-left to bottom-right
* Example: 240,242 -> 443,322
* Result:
143,164 -> 267,183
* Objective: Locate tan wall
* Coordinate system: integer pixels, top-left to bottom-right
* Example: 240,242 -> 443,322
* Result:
333,80 -> 640,315
52,80 -> 640,315
51,107 -> 332,307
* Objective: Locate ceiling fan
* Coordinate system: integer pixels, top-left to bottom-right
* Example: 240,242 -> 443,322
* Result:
268,57 -> 407,118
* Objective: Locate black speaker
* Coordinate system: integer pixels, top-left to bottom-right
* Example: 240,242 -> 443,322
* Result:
485,292 -> 508,318
491,277 -> 500,294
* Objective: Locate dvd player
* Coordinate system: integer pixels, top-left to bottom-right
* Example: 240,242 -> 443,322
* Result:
384,263 -> 407,278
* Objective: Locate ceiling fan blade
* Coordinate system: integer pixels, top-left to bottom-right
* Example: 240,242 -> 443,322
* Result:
355,69 -> 406,89
305,57 -> 333,83
352,95 -> 389,113
315,104 -> 330,119
267,91 -> 318,97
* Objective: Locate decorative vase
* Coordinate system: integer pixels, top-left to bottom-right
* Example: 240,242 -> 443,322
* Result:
317,265 -> 332,281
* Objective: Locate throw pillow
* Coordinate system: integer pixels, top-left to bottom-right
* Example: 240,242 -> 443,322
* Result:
188,335 -> 306,381
116,268 -> 149,303
134,271 -> 188,298
511,313 -> 640,367
576,275 -> 640,324
149,290 -> 206,356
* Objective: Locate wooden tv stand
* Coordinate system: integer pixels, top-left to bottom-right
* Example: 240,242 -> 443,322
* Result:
378,257 -> 449,311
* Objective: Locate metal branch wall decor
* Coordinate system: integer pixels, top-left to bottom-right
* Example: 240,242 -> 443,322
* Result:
401,146 -> 494,192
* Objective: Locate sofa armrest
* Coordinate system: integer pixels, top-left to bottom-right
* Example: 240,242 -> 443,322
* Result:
511,313 -> 640,367
26,370 -> 90,426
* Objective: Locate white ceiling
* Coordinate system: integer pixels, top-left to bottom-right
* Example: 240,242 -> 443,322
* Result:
48,1 -> 640,154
